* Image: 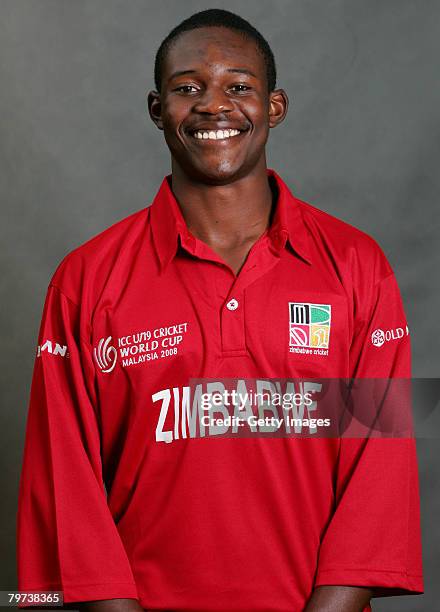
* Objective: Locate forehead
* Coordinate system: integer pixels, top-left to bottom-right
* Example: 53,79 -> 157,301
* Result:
163,26 -> 266,80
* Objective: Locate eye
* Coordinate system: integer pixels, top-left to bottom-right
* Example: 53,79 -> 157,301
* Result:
174,85 -> 199,94
230,84 -> 252,93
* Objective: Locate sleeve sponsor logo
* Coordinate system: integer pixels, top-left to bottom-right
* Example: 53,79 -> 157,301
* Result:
37,339 -> 69,358
289,303 -> 331,356
371,325 -> 409,347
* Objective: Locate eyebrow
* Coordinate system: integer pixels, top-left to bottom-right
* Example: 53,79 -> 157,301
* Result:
168,67 -> 258,80
227,68 -> 257,77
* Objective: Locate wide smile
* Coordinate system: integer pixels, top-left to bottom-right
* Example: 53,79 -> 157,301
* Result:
186,127 -> 250,143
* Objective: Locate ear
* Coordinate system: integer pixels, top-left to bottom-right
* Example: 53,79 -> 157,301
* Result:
268,88 -> 289,128
147,90 -> 164,130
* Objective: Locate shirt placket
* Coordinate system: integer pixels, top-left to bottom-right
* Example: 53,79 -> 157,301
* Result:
217,269 -> 247,356
216,234 -> 285,356
179,227 -> 286,358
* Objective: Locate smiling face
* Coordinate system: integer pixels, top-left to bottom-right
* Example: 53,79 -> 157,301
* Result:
148,27 -> 288,185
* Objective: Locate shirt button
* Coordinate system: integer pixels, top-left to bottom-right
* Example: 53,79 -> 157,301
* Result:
226,298 -> 239,311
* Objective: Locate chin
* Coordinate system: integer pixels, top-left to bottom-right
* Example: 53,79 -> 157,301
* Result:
189,158 -> 246,185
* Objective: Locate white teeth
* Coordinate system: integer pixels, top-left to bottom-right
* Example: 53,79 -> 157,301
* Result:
192,128 -> 242,140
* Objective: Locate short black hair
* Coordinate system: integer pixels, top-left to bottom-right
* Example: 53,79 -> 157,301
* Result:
154,8 -> 277,93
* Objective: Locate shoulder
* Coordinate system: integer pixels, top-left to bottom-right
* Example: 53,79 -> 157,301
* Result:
296,197 -> 394,283
48,207 -> 150,306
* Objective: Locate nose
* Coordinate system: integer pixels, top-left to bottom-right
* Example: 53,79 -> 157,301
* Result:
193,86 -> 234,115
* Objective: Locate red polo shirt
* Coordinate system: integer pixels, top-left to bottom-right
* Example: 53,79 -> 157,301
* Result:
17,169 -> 423,611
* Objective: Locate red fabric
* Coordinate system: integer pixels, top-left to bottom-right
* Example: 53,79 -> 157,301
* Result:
17,170 -> 423,610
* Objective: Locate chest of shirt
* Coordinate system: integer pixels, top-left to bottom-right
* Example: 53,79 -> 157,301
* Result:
90,247 -> 351,398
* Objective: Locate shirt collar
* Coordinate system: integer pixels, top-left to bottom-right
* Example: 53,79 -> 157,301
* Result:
150,168 -> 312,272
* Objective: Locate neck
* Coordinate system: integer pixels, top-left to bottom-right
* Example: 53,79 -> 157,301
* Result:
169,161 -> 275,249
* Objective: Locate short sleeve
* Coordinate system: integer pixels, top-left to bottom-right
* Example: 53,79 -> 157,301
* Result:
16,284 -> 139,604
314,267 -> 424,598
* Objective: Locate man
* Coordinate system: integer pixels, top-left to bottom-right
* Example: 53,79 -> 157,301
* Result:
17,9 -> 423,612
